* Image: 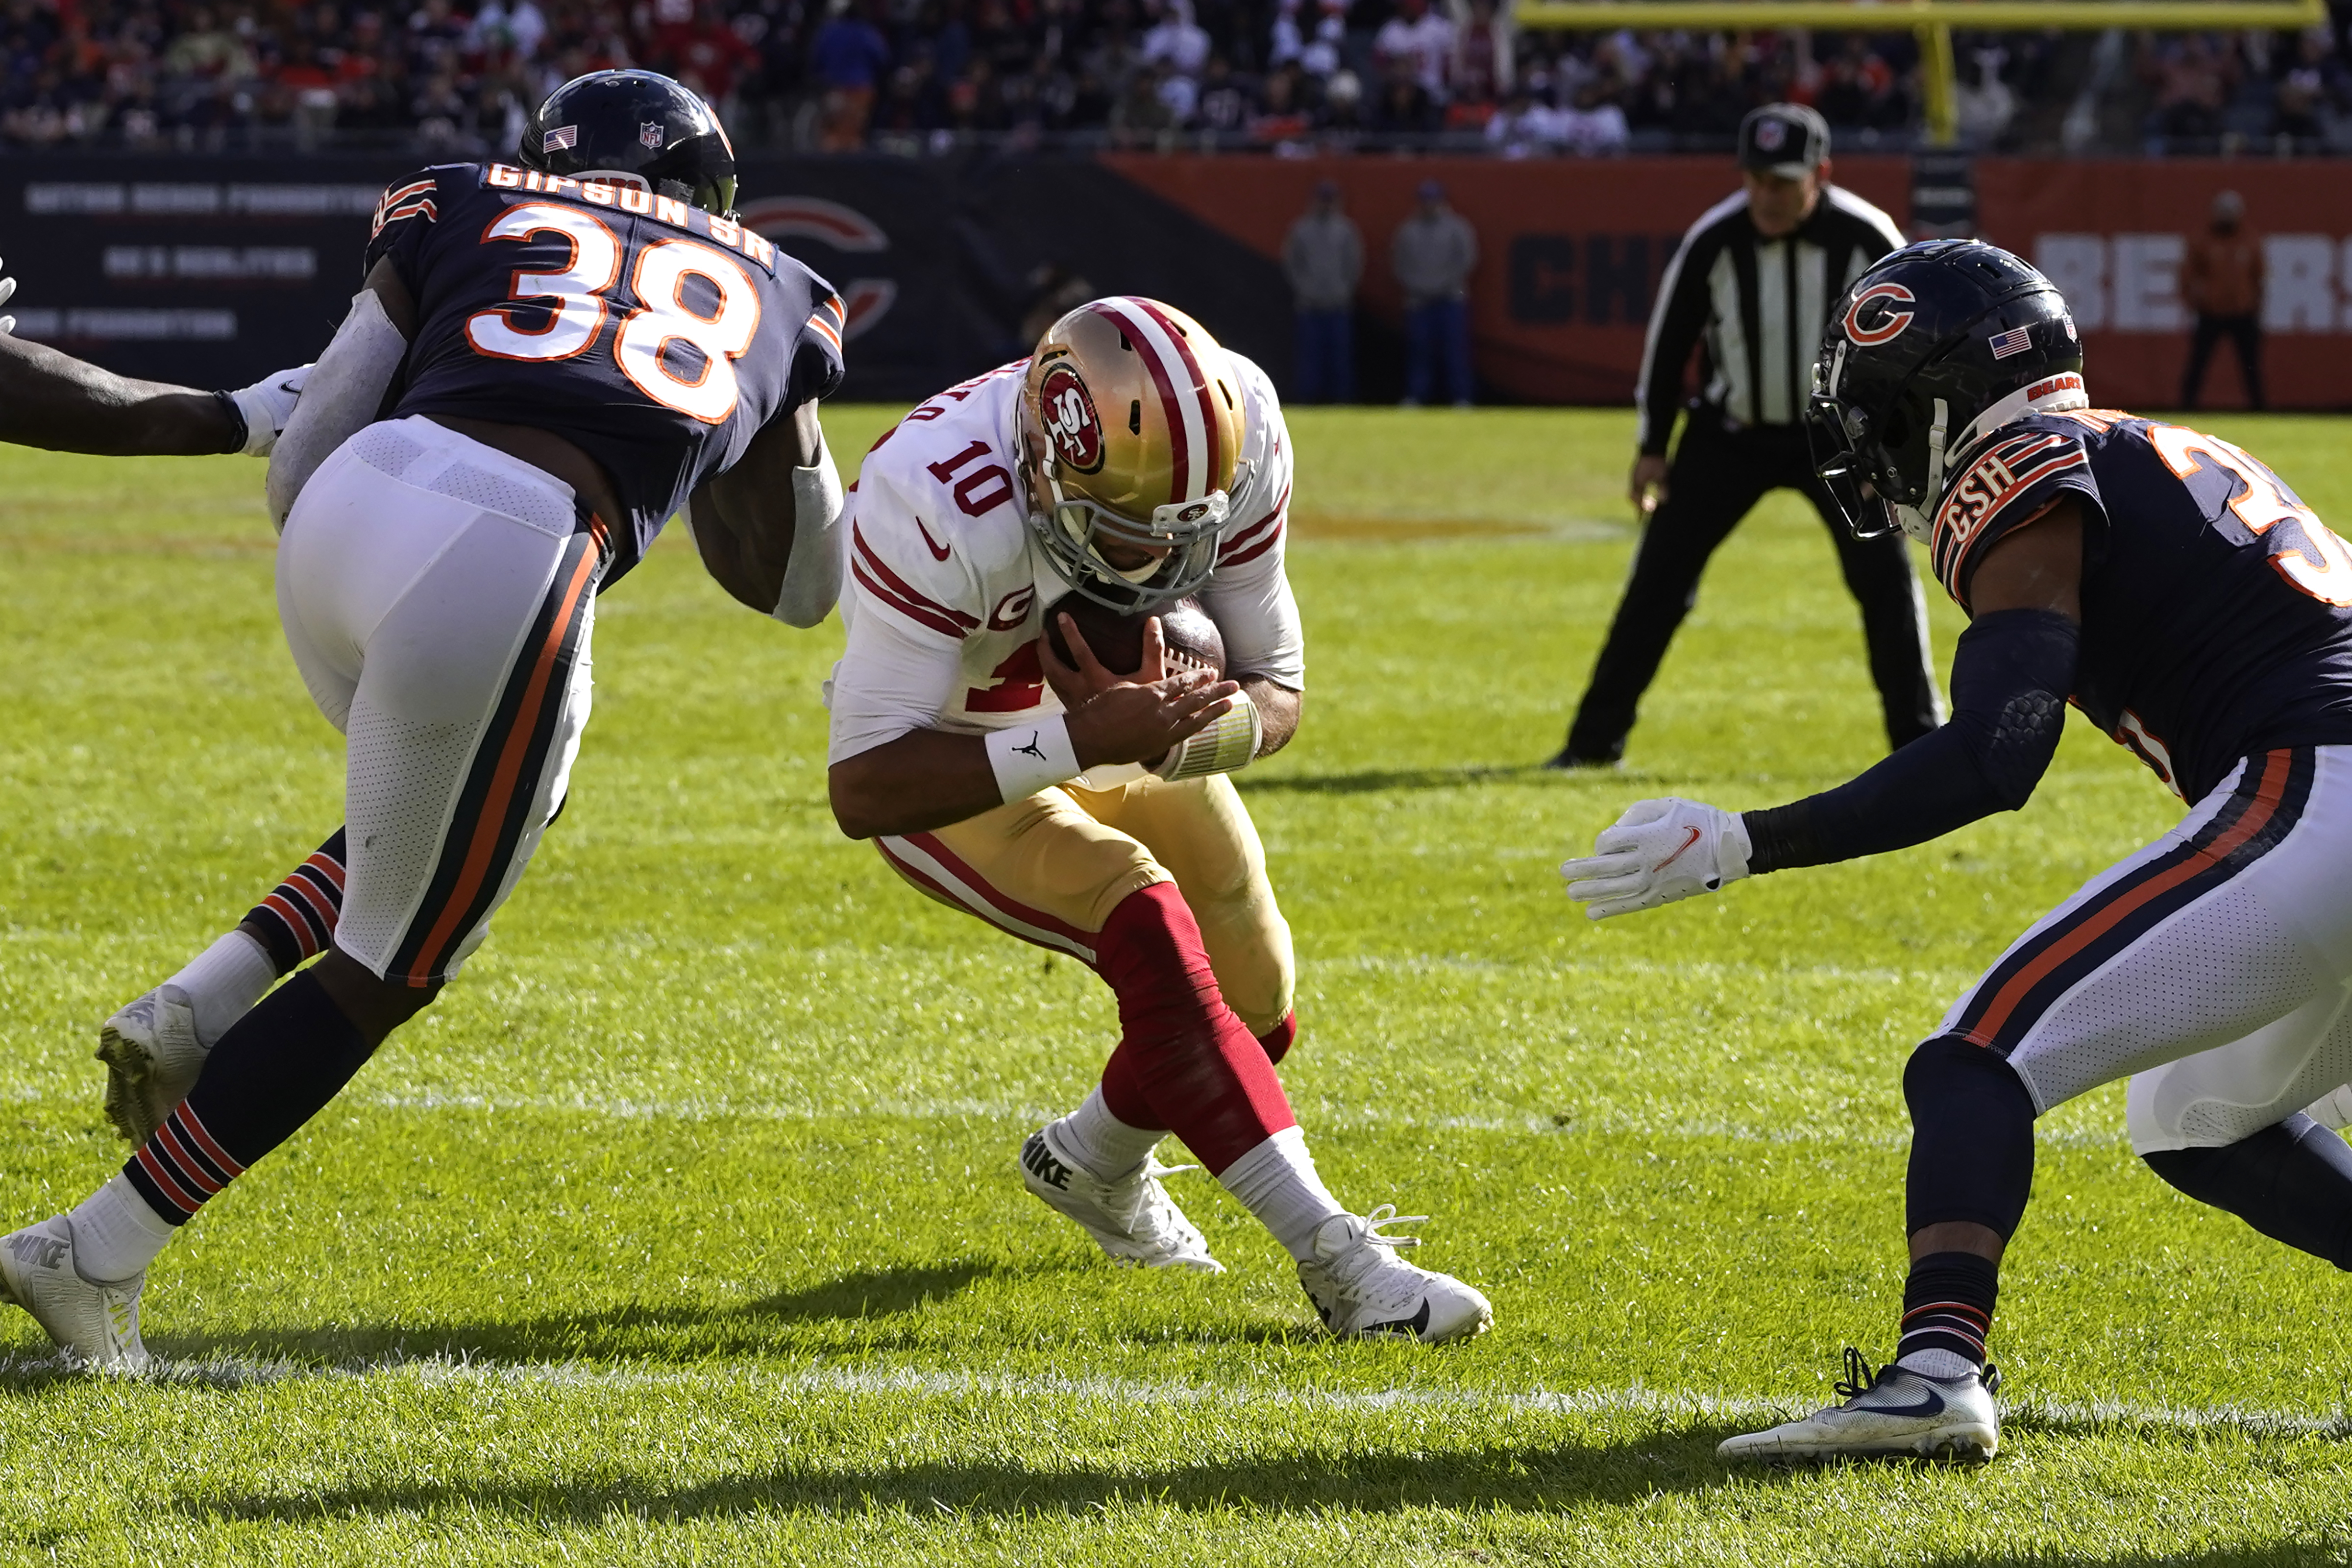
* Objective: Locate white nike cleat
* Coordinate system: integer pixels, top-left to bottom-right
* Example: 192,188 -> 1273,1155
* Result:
1020,1124 -> 1224,1272
0,1216 -> 149,1373
96,984 -> 203,1143
1298,1206 -> 1493,1343
1718,1349 -> 2001,1465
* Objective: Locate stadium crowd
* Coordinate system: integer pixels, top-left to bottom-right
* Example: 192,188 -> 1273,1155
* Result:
6,0 -> 2352,155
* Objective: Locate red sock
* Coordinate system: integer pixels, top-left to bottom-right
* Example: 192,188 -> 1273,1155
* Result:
1256,1011 -> 1298,1064
1090,883 -> 1296,1174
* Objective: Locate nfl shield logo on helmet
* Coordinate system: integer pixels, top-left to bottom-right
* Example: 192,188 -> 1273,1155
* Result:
640,121 -> 666,149
542,124 -> 578,151
1756,118 -> 1786,151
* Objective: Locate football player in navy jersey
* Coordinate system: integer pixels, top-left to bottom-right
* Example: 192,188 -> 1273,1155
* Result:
1564,240 -> 2352,1464
0,69 -> 849,1372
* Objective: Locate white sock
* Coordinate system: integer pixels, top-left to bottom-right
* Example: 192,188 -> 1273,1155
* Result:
1217,1126 -> 1348,1260
68,1174 -> 178,1282
166,930 -> 277,1049
1895,1348 -> 1978,1380
1050,1087 -> 1163,1180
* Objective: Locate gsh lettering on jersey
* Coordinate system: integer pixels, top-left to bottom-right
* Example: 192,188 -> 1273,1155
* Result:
365,160 -> 846,586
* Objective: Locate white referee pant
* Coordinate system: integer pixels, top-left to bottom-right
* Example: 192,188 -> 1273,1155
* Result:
1932,746 -> 2352,1153
276,416 -> 603,987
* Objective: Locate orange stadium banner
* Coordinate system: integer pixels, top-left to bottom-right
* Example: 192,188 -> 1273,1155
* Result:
7,152 -> 2352,410
1105,152 -> 2352,413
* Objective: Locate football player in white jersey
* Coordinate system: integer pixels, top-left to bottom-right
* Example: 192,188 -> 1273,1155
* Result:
825,296 -> 1492,1342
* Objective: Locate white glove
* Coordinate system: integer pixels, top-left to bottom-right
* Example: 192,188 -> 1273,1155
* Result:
1560,796 -> 1753,921
0,262 -> 16,335
227,363 -> 312,457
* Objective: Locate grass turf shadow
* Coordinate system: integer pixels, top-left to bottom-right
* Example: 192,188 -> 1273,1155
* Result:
1240,764 -> 1539,796
0,1261 -> 1023,1384
175,1428 -> 1760,1523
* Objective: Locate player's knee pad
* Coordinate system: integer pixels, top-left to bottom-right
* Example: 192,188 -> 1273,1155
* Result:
1903,1034 -> 2038,1241
2141,1114 -> 2352,1272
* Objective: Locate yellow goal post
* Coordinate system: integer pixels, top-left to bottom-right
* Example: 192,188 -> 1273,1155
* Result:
1511,0 -> 2331,144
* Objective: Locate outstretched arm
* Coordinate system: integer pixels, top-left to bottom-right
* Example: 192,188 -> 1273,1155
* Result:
0,335 -> 307,457
1563,503 -> 2085,919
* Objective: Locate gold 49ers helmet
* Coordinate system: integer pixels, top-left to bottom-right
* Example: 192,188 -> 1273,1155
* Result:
1019,296 -> 1251,611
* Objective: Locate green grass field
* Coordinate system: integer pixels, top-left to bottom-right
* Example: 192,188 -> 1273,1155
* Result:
3,406 -> 2351,1566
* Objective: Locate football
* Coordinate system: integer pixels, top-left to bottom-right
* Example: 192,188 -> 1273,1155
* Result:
1044,594 -> 1225,680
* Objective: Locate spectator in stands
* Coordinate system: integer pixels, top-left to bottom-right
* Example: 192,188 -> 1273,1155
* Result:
1250,60 -> 1311,143
1318,65 -> 1363,134
1955,43 -> 2013,147
1391,177 -> 1476,406
1139,0 -> 1206,80
1376,55 -> 1436,133
1449,0 -> 1511,108
2146,32 -> 2232,149
1558,76 -> 1625,154
2274,26 -> 2342,147
1284,178 -> 1362,402
2181,189 -> 2267,412
1484,78 -> 1553,155
1110,58 -> 1176,142
1374,0 -> 1451,102
811,0 -> 888,149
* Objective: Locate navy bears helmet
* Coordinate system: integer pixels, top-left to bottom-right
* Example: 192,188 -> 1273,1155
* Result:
520,69 -> 737,217
1807,239 -> 2086,543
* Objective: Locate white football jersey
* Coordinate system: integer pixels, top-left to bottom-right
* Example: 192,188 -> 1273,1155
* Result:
827,353 -> 1302,767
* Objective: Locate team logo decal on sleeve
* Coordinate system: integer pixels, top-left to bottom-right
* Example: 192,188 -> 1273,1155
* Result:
1038,363 -> 1105,474
1842,282 -> 1916,347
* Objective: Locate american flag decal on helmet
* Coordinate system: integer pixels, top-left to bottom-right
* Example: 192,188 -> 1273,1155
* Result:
1988,326 -> 2033,361
542,124 -> 579,151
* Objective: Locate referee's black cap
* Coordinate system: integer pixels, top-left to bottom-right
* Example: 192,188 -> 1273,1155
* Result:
1738,103 -> 1830,177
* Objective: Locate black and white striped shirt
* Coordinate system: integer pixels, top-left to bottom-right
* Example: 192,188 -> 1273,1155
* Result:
1635,185 -> 1907,454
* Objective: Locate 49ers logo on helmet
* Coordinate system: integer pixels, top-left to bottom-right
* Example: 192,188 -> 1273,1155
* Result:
1038,362 -> 1105,474
1843,281 -> 1916,347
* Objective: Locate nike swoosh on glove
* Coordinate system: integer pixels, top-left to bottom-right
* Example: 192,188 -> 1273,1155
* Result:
1559,797 -> 1753,921
227,363 -> 313,457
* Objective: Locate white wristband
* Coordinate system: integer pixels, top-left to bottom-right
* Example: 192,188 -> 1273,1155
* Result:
985,716 -> 1081,802
1156,693 -> 1262,781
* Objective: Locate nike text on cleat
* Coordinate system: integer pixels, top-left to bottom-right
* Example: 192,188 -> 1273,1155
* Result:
0,1216 -> 149,1373
1019,1124 -> 1224,1272
1297,1205 -> 1493,1344
1717,1348 -> 2001,1466
96,984 -> 205,1143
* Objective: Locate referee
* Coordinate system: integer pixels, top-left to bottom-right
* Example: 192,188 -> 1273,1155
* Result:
1550,103 -> 1942,769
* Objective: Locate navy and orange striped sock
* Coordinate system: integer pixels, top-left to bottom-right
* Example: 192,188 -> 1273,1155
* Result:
240,829 -> 347,975
122,970 -> 374,1226
1894,1251 -> 1999,1378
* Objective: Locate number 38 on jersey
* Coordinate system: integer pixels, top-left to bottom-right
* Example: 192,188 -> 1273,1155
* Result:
466,199 -> 763,424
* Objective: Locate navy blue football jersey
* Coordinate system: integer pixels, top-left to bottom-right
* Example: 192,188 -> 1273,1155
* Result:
1931,407 -> 2352,803
365,161 -> 845,585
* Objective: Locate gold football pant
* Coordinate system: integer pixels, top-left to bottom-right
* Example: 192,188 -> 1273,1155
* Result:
875,771 -> 1296,1036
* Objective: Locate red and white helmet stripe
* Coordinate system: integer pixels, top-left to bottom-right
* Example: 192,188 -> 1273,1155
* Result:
1088,295 -> 1216,504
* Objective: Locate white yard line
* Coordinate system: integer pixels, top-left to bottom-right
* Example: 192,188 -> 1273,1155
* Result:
36,1353 -> 2345,1440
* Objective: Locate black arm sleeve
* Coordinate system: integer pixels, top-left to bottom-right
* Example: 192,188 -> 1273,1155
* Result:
1742,609 -> 2082,873
1636,229 -> 1717,457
